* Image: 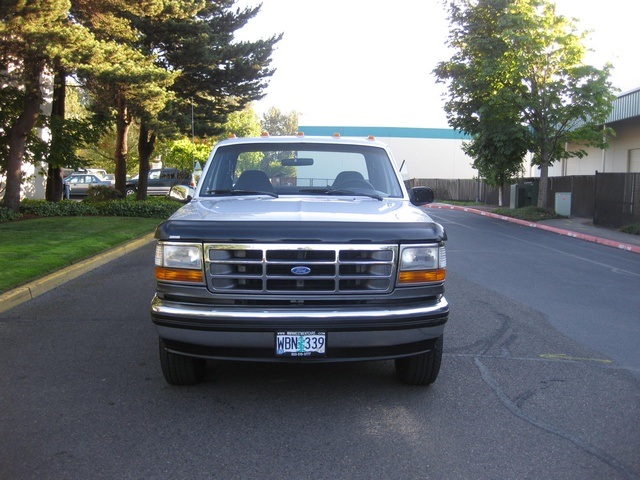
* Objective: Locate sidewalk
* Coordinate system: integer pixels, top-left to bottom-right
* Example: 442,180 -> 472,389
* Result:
427,203 -> 640,253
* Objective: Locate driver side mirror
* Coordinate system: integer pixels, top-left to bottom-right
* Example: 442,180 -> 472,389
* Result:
409,186 -> 435,206
167,184 -> 193,203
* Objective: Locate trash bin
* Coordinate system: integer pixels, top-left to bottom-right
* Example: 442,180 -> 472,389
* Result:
555,192 -> 571,216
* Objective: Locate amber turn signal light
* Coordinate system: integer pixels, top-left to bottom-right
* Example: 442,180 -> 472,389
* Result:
155,267 -> 204,283
398,269 -> 446,284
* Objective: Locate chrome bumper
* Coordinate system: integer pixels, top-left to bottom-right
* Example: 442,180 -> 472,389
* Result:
150,295 -> 448,362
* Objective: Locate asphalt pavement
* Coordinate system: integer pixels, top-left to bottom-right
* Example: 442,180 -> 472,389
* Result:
427,204 -> 640,253
0,205 -> 638,315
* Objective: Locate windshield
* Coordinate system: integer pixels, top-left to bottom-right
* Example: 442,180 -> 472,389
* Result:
199,142 -> 403,199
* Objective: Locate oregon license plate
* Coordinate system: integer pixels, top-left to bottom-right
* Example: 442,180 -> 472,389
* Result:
275,331 -> 326,357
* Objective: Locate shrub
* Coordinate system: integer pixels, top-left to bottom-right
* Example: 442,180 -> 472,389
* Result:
20,199 -> 98,217
619,224 -> 640,236
492,206 -> 559,221
16,197 -> 181,220
84,185 -> 123,202
93,199 -> 180,218
0,206 -> 22,223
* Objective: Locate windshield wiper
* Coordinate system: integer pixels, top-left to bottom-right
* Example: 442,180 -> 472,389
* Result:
326,188 -> 384,201
206,189 -> 278,198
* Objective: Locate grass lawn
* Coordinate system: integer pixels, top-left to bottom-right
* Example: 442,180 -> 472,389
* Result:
0,216 -> 161,293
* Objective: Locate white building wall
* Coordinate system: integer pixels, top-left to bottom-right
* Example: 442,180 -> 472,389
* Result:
300,126 -> 478,180
383,137 -> 475,179
549,116 -> 640,176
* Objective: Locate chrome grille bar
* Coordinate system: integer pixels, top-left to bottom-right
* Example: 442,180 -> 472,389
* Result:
205,243 -> 397,294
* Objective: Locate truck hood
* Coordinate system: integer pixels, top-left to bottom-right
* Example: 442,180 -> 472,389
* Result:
169,196 -> 435,224
156,196 -> 447,243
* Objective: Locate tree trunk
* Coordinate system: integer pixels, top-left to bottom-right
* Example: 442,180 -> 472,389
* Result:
498,183 -> 504,207
537,160 -> 549,210
113,94 -> 131,197
2,59 -> 45,212
46,67 -> 66,202
136,121 -> 156,201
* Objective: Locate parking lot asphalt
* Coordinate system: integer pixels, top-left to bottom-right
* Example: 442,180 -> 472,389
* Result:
0,205 -> 638,315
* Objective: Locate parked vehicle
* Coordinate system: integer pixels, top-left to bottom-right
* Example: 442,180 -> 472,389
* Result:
84,168 -> 109,179
125,168 -> 194,196
152,134 -> 449,386
63,173 -> 113,197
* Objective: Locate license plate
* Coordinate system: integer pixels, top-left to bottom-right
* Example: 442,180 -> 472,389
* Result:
275,331 -> 326,357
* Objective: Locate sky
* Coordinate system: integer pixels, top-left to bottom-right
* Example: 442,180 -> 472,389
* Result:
235,0 -> 639,129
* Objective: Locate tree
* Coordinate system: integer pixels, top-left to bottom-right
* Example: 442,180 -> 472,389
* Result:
223,107 -> 263,139
434,0 -> 615,209
464,119 -> 527,206
261,107 -> 299,136
72,0 -> 179,197
44,66 -> 103,201
129,0 -> 282,199
1,0 -> 280,206
0,0 -> 90,211
158,138 -> 211,172
0,69 -> 47,199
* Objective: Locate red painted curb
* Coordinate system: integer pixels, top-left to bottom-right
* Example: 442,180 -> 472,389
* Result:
426,204 -> 640,254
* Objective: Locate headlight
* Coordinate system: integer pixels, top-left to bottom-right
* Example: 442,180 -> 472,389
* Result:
398,244 -> 446,285
155,242 -> 204,284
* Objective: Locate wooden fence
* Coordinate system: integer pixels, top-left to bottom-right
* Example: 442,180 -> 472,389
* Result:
408,173 -> 640,227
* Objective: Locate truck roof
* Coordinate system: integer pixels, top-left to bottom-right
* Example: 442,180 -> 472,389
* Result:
216,134 -> 389,149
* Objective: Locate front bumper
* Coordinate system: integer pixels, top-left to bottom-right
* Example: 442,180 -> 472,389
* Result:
150,295 -> 449,363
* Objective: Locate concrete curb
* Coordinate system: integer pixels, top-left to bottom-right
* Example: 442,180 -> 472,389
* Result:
426,204 -> 640,255
0,233 -> 156,315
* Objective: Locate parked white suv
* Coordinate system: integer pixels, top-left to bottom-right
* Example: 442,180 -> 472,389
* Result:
151,135 -> 449,386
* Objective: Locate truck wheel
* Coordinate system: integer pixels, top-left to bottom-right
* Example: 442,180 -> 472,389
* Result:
395,335 -> 443,386
125,187 -> 136,196
159,338 -> 206,385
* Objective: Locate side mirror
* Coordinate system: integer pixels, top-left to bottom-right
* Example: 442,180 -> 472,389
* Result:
167,184 -> 193,203
409,186 -> 435,206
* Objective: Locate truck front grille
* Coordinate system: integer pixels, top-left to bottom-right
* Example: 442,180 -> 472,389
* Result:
205,243 -> 397,294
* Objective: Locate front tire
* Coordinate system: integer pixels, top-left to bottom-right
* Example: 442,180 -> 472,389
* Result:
395,335 -> 443,386
159,338 -> 206,385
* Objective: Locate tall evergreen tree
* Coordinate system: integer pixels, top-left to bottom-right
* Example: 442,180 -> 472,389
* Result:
130,1 -> 281,198
71,0 -> 182,196
0,0 -> 90,211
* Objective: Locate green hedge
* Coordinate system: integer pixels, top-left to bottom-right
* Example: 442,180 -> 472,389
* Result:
0,197 -> 182,223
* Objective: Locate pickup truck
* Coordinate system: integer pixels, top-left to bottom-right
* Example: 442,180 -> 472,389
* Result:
125,168 -> 194,196
151,134 -> 448,386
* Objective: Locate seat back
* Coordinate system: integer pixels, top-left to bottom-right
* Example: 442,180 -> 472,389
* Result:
234,170 -> 275,193
332,171 -> 364,187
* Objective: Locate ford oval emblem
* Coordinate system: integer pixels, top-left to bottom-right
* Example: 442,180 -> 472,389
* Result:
291,266 -> 311,275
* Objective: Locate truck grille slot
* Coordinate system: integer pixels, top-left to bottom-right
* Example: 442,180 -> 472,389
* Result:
205,243 -> 397,294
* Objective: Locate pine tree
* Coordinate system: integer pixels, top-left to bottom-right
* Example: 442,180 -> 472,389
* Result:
0,0 -> 91,210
